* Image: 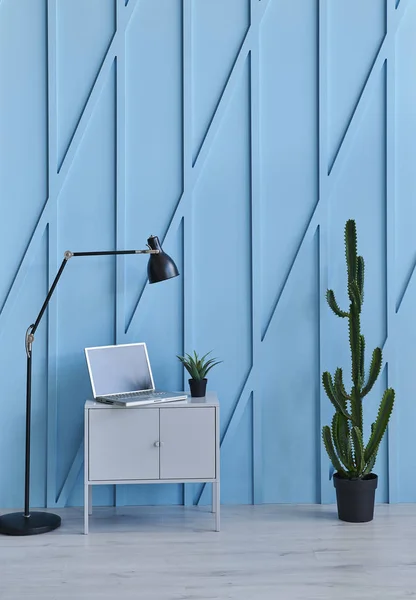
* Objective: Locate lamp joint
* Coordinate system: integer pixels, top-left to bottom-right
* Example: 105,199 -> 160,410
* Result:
64,251 -> 74,260
25,327 -> 35,357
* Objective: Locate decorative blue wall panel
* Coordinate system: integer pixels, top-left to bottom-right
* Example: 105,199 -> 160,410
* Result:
125,0 -> 183,328
56,0 -> 116,168
327,0 -> 386,170
395,0 -> 416,502
191,0 -> 249,162
262,231 -> 321,504
193,60 -> 253,505
260,0 -> 319,340
0,0 -> 47,308
0,0 -> 416,509
57,65 -> 117,507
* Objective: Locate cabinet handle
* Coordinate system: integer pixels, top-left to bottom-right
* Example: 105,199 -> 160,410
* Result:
154,441 -> 161,447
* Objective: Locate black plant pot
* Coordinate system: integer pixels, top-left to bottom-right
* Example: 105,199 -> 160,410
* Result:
189,378 -> 207,398
333,472 -> 378,523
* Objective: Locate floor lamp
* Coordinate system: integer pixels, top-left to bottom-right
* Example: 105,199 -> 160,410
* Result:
0,235 -> 179,536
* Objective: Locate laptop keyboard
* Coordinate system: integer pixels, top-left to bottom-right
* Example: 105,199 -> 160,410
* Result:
108,391 -> 168,400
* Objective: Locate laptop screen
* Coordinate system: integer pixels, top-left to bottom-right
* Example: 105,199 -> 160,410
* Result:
85,343 -> 154,397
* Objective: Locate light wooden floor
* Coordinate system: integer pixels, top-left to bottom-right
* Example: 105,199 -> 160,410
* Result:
0,504 -> 416,599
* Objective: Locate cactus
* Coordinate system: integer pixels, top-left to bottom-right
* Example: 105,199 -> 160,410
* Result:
322,220 -> 395,479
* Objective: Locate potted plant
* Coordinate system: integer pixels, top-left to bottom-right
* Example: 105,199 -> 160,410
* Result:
322,219 -> 395,523
177,351 -> 222,398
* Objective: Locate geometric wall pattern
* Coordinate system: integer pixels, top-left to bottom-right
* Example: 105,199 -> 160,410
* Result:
0,0 -> 415,509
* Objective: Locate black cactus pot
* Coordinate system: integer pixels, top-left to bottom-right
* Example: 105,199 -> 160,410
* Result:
333,472 -> 378,523
189,378 -> 207,398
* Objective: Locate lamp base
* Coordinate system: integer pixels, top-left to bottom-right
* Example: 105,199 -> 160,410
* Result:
0,511 -> 61,536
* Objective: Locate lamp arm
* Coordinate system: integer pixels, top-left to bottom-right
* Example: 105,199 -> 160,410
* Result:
27,248 -> 159,348
27,257 -> 69,347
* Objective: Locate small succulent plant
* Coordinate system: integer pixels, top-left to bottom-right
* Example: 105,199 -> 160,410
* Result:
177,351 -> 222,381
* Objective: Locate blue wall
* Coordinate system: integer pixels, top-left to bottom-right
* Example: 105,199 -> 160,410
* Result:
0,0 -> 415,509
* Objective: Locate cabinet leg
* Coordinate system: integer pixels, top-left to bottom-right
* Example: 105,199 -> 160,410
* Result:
88,486 -> 93,516
84,485 -> 89,535
213,482 -> 220,532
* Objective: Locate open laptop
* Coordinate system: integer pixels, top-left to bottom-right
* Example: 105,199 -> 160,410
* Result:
85,343 -> 187,407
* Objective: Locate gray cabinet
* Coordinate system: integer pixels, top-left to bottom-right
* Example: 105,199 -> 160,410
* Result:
84,393 -> 220,534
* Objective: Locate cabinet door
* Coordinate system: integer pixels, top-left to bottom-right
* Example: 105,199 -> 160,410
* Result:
159,408 -> 216,480
89,408 -> 159,481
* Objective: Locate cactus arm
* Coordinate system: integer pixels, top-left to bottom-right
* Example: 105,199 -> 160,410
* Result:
349,301 -> 361,388
333,412 -> 353,470
326,290 -> 349,318
364,388 -> 395,463
322,426 -> 347,477
351,426 -> 365,476
357,256 -> 365,301
359,335 -> 365,388
322,372 -> 352,420
348,279 -> 362,308
349,386 -> 363,432
363,453 -> 377,477
361,347 -> 382,398
334,367 -> 350,404
331,413 -> 340,459
348,299 -> 363,430
347,433 -> 354,473
345,219 -> 358,284
363,426 -> 378,476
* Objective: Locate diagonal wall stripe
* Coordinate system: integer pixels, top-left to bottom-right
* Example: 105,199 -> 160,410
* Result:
56,438 -> 84,508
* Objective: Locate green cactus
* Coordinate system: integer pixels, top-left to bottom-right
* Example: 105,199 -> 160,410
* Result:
322,220 -> 395,479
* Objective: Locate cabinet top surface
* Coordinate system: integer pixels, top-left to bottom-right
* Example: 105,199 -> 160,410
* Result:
85,391 -> 218,409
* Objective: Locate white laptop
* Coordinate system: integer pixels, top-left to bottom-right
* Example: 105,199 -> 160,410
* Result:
85,343 -> 187,407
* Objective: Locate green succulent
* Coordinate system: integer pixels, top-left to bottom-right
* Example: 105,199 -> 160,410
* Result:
177,350 -> 222,381
322,219 -> 395,480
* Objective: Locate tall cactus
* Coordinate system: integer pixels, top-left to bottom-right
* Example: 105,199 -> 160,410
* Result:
322,220 -> 395,479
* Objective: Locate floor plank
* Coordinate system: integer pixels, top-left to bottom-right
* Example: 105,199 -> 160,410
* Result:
0,504 -> 416,599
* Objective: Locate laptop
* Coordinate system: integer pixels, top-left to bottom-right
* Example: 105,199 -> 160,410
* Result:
85,343 -> 187,407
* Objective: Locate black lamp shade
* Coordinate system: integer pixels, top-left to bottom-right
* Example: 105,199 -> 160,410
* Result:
147,235 -> 179,284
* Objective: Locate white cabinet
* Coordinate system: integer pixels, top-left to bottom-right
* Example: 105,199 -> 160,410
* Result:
89,408 -> 159,481
84,393 -> 220,534
160,408 -> 216,480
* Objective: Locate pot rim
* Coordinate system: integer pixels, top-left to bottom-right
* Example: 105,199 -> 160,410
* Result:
333,472 -> 378,482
